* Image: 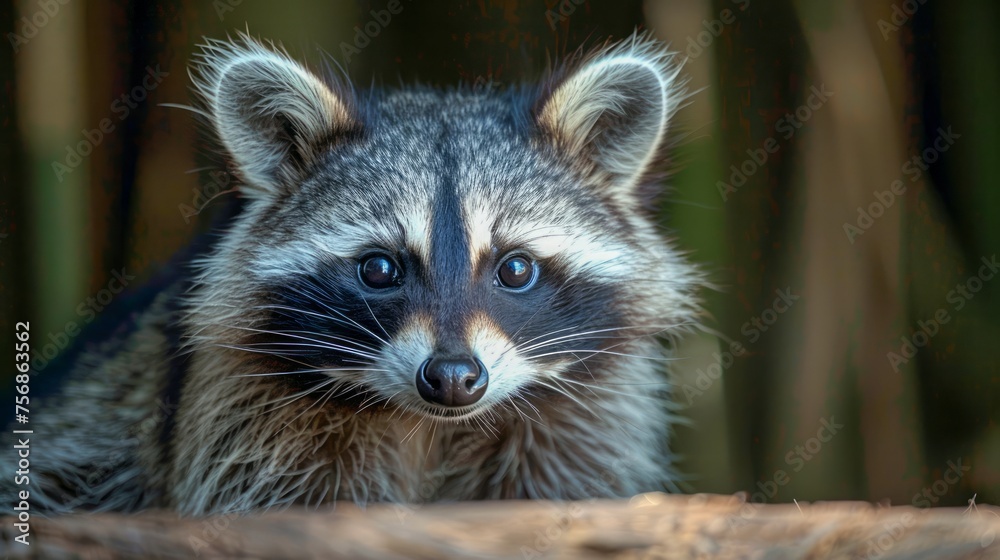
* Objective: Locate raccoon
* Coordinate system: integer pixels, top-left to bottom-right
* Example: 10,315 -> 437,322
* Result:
4,32 -> 703,515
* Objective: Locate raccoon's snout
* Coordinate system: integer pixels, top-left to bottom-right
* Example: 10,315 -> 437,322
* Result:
416,357 -> 488,407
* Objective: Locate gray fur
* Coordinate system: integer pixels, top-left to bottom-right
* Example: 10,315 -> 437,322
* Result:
2,32 -> 703,515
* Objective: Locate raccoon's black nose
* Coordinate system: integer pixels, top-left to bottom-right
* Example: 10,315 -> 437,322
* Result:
416,357 -> 488,407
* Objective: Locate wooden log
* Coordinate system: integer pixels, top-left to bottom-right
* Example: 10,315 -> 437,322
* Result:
1,494 -> 998,559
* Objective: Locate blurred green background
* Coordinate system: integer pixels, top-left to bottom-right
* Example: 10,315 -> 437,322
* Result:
0,0 -> 997,507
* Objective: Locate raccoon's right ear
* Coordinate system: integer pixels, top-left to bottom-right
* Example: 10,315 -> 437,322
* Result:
192,34 -> 357,198
535,34 -> 685,206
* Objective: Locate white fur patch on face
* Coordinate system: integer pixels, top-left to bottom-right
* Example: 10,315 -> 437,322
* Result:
464,201 -> 495,271
378,313 -> 436,405
462,199 -> 631,283
507,223 -> 630,281
399,206 -> 432,264
464,312 -> 532,404
249,204 -> 433,279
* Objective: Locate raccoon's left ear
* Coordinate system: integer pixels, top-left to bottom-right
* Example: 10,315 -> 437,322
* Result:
536,34 -> 684,205
192,34 -> 357,199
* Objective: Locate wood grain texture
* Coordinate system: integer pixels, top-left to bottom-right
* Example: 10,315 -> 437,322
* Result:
1,494 -> 997,559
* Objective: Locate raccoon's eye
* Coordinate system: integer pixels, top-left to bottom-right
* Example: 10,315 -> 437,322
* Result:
496,255 -> 537,290
359,254 -> 401,289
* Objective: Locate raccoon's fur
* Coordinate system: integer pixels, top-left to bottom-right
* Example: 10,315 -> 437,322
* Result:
4,32 -> 703,515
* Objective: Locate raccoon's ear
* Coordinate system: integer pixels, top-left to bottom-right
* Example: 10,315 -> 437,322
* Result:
535,34 -> 684,205
192,34 -> 356,198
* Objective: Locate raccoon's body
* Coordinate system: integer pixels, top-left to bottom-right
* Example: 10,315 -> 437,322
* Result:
4,33 -> 703,515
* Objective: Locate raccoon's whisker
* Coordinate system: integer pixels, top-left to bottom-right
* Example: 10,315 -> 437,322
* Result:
159,102 -> 210,118
214,322 -> 381,357
423,420 -> 439,465
487,413 -> 501,438
203,318 -> 374,348
215,343 -> 349,362
470,412 -> 498,439
527,349 -> 678,362
260,377 -> 339,414
307,379 -> 346,428
507,325 -> 582,353
568,379 -> 674,388
233,367 -> 387,378
504,282 -> 570,351
541,325 -> 689,369
555,377 -> 668,401
400,416 -> 426,445
477,410 -> 496,436
506,396 -> 543,427
228,350 -> 328,380
215,341 -> 380,363
257,327 -> 381,353
374,403 -> 410,452
234,341 -> 380,360
357,292 -> 391,341
530,379 -> 608,422
514,393 -> 544,422
253,372 -> 374,411
543,378 -> 655,438
254,381 -> 336,410
273,378 -> 343,435
575,352 -> 598,382
355,390 -> 386,413
374,390 -> 404,412
266,287 -> 390,346
514,323 -> 691,354
255,302 -> 389,347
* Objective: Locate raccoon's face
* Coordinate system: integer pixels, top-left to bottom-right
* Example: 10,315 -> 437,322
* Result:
191,35 -> 700,422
